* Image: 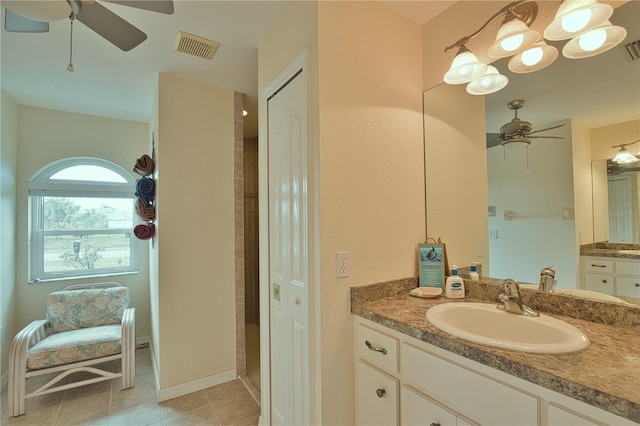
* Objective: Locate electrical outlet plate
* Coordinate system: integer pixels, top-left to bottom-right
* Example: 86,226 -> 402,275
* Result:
336,251 -> 349,278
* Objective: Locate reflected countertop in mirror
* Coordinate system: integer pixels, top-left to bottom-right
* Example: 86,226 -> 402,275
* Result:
581,243 -> 640,259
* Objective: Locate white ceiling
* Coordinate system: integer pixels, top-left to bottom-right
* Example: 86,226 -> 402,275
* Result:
1,1 -> 638,141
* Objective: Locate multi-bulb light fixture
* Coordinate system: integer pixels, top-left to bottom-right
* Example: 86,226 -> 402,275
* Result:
611,140 -> 640,164
443,0 -> 628,95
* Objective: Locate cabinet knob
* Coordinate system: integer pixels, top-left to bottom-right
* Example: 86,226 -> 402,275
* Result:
635,283 -> 639,288
376,388 -> 385,398
602,279 -> 608,283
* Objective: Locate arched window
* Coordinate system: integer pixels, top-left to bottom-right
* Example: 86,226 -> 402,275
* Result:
29,158 -> 138,282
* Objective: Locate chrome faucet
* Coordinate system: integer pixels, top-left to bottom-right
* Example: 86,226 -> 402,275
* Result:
538,266 -> 557,292
498,279 -> 539,317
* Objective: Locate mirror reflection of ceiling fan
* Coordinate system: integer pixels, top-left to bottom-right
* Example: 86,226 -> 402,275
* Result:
2,0 -> 174,52
487,99 -> 566,149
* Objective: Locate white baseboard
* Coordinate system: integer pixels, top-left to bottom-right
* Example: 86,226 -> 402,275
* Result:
149,341 -> 237,402
1,370 -> 7,392
136,336 -> 150,347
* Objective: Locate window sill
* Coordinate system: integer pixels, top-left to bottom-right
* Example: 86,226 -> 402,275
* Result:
29,270 -> 140,284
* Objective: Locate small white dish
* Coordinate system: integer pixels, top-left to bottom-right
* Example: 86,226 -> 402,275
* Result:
410,287 -> 443,299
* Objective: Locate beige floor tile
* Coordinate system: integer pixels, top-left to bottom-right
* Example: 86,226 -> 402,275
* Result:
55,393 -> 110,425
107,400 -> 163,426
62,379 -> 113,403
229,414 -> 260,426
111,382 -> 157,411
162,405 -> 221,426
159,390 -> 210,421
205,381 -> 260,425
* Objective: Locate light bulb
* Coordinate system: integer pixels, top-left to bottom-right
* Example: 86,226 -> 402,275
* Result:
578,28 -> 607,51
561,8 -> 591,33
521,47 -> 543,66
500,34 -> 524,52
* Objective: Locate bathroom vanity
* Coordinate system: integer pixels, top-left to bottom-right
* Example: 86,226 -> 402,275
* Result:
580,243 -> 640,300
351,278 -> 640,425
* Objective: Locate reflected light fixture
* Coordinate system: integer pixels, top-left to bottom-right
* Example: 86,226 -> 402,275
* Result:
466,65 -> 508,95
544,0 -> 613,41
443,0 -> 628,94
562,21 -> 627,58
508,41 -> 558,73
611,141 -> 640,164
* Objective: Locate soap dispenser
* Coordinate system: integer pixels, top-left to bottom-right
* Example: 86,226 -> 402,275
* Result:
445,265 -> 465,299
469,263 -> 480,281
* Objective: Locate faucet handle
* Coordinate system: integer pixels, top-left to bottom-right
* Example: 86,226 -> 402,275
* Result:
502,279 -> 521,297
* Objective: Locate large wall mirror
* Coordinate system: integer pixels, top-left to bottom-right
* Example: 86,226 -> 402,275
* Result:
424,0 -> 639,304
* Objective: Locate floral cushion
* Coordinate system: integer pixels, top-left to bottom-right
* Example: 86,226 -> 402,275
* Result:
27,325 -> 122,370
46,287 -> 129,333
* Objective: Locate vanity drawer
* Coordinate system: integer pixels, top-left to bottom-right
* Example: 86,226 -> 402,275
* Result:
584,273 -> 614,295
401,342 -> 538,426
356,323 -> 399,374
615,260 -> 640,277
583,258 -> 613,273
616,276 -> 640,298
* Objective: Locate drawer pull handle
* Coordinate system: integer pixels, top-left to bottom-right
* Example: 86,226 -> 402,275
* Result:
591,264 -> 607,268
635,283 -> 640,288
365,340 -> 387,355
376,388 -> 385,398
430,423 -> 441,426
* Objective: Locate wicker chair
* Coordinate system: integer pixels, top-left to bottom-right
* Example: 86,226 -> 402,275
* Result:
8,283 -> 135,417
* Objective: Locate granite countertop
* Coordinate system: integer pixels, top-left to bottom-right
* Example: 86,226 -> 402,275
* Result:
351,278 -> 640,423
580,242 -> 640,260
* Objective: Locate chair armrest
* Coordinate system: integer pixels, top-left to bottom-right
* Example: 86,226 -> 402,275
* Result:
122,308 -> 136,352
9,319 -> 49,372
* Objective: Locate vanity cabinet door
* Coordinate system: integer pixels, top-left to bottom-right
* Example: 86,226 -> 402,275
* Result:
584,273 -> 614,295
547,403 -> 604,426
401,385 -> 457,426
356,360 -> 399,426
616,276 -> 640,298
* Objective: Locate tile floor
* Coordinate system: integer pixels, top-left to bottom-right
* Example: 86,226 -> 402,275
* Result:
1,348 -> 261,426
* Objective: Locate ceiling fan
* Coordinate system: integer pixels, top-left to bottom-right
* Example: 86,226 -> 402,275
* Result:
2,0 -> 174,52
487,99 -> 565,149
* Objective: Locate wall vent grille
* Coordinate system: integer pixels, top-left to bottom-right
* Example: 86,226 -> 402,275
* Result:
623,40 -> 640,61
175,31 -> 220,60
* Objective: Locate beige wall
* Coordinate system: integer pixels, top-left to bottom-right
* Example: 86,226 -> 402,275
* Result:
152,74 -> 236,391
13,106 -> 151,341
259,2 -> 424,423
317,2 -> 424,423
591,119 -> 640,161
1,90 -> 18,376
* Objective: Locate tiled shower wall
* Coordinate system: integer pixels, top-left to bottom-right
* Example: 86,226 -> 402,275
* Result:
244,137 -> 259,326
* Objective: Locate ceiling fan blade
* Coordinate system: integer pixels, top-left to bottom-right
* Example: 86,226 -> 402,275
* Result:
76,1 -> 147,51
527,123 -> 566,135
4,9 -> 49,32
486,133 -> 503,149
526,135 -> 565,139
105,1 -> 174,15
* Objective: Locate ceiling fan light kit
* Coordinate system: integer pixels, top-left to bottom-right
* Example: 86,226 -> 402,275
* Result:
443,0 -> 628,95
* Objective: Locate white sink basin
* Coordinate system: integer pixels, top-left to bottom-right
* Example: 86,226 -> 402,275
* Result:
426,302 -> 590,354
519,284 -> 628,304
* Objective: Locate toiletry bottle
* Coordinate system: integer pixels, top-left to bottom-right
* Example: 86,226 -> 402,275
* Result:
469,263 -> 479,281
445,265 -> 465,299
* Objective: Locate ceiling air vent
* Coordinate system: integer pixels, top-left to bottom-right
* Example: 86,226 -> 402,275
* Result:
623,40 -> 640,61
175,31 -> 220,60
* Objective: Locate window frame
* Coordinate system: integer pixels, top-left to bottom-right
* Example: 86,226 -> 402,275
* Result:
29,157 -> 139,282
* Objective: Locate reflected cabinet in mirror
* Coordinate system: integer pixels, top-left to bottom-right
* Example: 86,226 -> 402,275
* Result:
423,1 -> 639,305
